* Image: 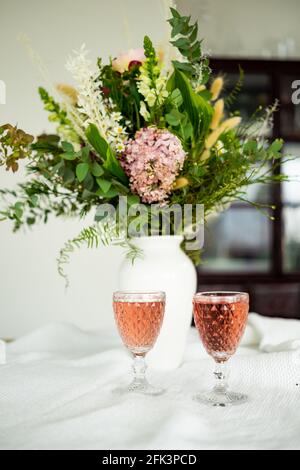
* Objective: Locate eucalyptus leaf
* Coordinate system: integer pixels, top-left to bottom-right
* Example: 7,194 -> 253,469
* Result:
76,163 -> 89,182
61,141 -> 74,153
14,202 -> 23,220
83,172 -> 94,191
91,161 -> 104,177
96,187 -> 119,199
63,167 -> 75,184
61,152 -> 77,161
127,195 -> 140,205
96,178 -> 112,193
81,147 -> 90,161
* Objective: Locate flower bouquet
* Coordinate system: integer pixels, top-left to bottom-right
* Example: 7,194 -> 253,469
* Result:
0,6 -> 288,273
1,4 -> 293,368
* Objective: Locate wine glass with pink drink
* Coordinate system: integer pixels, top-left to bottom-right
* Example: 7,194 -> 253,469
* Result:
193,291 -> 249,407
113,291 -> 166,395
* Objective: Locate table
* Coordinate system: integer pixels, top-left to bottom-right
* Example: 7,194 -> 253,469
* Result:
0,315 -> 300,450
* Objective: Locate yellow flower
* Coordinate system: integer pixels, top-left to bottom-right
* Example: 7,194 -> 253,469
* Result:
200,149 -> 210,161
56,84 -> 78,105
210,77 -> 224,101
173,177 -> 189,190
210,99 -> 224,130
205,116 -> 241,149
205,128 -> 223,150
221,116 -> 242,132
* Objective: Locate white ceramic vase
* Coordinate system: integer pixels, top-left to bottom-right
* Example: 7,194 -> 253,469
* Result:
118,235 -> 197,370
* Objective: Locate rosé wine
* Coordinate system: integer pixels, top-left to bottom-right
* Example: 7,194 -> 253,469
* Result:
113,298 -> 165,355
193,293 -> 249,363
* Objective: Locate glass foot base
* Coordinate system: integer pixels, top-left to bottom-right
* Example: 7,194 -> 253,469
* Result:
113,380 -> 165,396
194,390 -> 248,407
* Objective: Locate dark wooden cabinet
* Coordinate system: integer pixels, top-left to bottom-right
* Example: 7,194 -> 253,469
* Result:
198,58 -> 300,318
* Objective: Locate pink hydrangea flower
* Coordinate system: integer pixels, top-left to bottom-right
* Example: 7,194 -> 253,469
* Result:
120,127 -> 186,203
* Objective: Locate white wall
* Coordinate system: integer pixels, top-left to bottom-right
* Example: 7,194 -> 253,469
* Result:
1,0 -> 299,338
178,0 -> 300,58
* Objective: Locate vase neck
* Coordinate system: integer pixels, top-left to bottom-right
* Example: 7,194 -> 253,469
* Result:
130,235 -> 183,252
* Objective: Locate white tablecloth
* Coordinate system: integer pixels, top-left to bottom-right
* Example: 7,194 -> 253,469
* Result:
1,314 -> 300,450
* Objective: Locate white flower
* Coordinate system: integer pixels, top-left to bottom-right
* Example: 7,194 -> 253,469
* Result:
215,140 -> 226,154
140,101 -> 150,121
145,91 -> 156,107
137,61 -> 169,110
65,44 -> 128,152
116,142 -> 125,152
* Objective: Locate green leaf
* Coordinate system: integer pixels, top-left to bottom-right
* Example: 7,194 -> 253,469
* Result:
269,139 -> 283,154
76,163 -> 89,182
189,23 -> 198,43
83,172 -> 94,191
127,195 -> 140,205
52,161 -> 64,173
243,140 -> 258,153
61,141 -> 74,153
169,7 -> 181,19
171,37 -> 190,49
172,60 -> 194,73
63,167 -> 75,184
29,195 -> 38,207
81,189 -> 95,200
103,147 -> 128,185
174,69 -> 213,140
31,141 -> 61,155
86,124 -> 128,185
96,178 -> 112,193
181,120 -> 193,140
96,187 -> 119,199
91,161 -> 104,177
86,123 -> 108,160
14,202 -> 23,220
198,90 -> 213,100
81,147 -> 90,161
61,152 -> 77,161
170,88 -> 183,108
166,108 -> 183,127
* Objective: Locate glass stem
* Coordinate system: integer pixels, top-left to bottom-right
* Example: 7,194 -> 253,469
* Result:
132,355 -> 147,385
213,362 -> 228,394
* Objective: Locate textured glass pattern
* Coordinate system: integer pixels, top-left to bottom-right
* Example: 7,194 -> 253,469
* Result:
194,298 -> 248,362
113,301 -> 165,354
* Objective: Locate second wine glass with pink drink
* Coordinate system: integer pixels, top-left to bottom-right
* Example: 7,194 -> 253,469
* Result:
193,291 -> 249,407
113,291 -> 166,395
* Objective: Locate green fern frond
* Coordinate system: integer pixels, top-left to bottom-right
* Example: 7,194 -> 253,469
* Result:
225,66 -> 244,108
57,222 -> 143,288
